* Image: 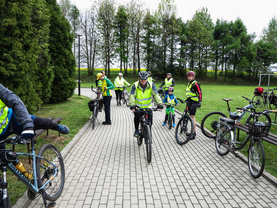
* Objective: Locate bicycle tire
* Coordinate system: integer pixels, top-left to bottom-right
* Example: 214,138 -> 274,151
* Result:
269,96 -> 277,110
248,138 -> 265,178
92,105 -> 97,130
125,93 -> 129,107
252,95 -> 264,108
245,112 -> 271,128
145,125 -> 152,163
0,185 -> 11,208
215,122 -> 231,156
168,112 -> 172,129
36,144 -> 65,201
122,92 -> 126,104
201,111 -> 227,139
137,122 -> 143,146
175,115 -> 193,145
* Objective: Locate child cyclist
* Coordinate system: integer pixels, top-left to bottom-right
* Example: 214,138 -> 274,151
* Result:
162,87 -> 179,127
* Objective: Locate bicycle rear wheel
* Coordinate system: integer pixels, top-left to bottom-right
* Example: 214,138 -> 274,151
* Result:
248,138 -> 265,178
252,95 -> 264,108
201,111 -> 227,139
36,144 -> 65,201
145,125 -> 152,163
92,105 -> 97,129
122,92 -> 126,104
215,122 -> 231,156
168,112 -> 172,129
175,115 -> 193,145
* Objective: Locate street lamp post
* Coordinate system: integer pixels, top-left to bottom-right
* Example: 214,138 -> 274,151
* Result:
77,34 -> 81,96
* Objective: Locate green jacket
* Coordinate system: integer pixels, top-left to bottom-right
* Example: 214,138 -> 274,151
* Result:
101,77 -> 114,96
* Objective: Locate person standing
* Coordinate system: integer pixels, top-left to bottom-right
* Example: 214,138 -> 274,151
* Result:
96,73 -> 114,125
162,87 -> 179,127
129,71 -> 163,137
159,73 -> 175,96
185,71 -> 202,140
114,73 -> 130,106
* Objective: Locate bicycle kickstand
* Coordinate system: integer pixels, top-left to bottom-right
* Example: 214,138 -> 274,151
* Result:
40,189 -> 56,208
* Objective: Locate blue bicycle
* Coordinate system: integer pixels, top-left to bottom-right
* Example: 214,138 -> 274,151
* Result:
0,135 -> 65,208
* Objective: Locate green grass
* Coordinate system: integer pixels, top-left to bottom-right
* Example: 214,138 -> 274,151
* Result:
7,94 -> 91,205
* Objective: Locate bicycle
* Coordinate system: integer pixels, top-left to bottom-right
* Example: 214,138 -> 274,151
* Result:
0,135 -> 65,207
135,107 -> 158,163
121,86 -> 130,107
175,98 -> 195,145
158,87 -> 166,101
215,110 -> 273,178
252,87 -> 277,110
201,96 -> 256,139
88,85 -> 103,130
164,103 -> 178,129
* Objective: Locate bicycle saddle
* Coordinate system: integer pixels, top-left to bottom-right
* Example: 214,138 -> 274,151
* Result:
222,98 -> 233,102
219,117 -> 235,125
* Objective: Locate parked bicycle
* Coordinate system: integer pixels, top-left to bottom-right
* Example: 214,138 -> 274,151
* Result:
201,96 -> 256,139
88,85 -> 103,129
252,87 -> 277,109
135,107 -> 158,163
0,135 -> 65,207
121,86 -> 130,107
215,110 -> 273,178
175,98 -> 194,145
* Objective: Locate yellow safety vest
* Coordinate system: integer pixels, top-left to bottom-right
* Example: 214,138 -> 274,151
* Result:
186,81 -> 199,102
0,99 -> 9,134
134,81 -> 152,108
114,77 -> 125,91
164,78 -> 173,90
167,95 -> 176,105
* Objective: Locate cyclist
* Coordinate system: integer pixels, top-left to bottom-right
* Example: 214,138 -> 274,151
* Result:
162,87 -> 179,127
96,70 -> 106,99
0,84 -> 70,147
185,71 -> 202,140
114,72 -> 131,106
147,71 -> 155,83
129,71 -> 163,137
159,73 -> 175,96
96,73 -> 114,125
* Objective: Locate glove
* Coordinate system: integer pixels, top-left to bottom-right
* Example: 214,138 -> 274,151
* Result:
130,105 -> 136,110
198,102 -> 201,108
21,128 -> 35,145
128,85 -> 131,87
157,104 -> 163,109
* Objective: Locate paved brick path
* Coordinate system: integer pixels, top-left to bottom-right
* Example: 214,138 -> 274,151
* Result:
14,88 -> 277,208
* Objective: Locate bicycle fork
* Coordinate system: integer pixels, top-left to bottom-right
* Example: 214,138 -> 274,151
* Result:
0,167 -> 9,208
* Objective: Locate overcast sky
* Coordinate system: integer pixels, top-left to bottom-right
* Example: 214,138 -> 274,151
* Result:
70,0 -> 277,40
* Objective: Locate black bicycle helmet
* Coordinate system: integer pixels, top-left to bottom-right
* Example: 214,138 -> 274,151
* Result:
138,71 -> 148,80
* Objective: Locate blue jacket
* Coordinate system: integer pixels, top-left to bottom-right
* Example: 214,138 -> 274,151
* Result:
163,94 -> 179,105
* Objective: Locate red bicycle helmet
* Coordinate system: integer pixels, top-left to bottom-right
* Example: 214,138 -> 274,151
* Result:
187,71 -> 195,76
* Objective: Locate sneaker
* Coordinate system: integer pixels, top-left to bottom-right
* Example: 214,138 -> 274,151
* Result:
172,123 -> 176,127
134,130 -> 139,137
102,121 -> 111,125
57,125 -> 70,134
162,123 -> 166,126
190,132 -> 196,140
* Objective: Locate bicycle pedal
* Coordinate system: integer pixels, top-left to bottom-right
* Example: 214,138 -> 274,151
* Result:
46,202 -> 56,207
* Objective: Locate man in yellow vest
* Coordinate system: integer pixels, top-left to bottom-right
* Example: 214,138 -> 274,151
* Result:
185,71 -> 202,140
159,73 -> 175,96
96,73 -> 114,125
129,71 -> 163,137
114,73 -> 130,106
0,84 -> 70,146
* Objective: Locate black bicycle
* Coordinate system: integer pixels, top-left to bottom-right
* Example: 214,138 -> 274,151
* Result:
252,87 -> 277,109
88,85 -> 103,130
135,107 -> 158,163
0,135 -> 65,208
175,98 -> 194,145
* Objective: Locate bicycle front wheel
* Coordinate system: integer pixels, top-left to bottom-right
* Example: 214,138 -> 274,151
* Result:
269,96 -> 277,110
248,138 -> 265,178
145,125 -> 152,163
201,111 -> 227,139
252,95 -> 264,108
92,105 -> 97,130
215,122 -> 231,156
168,112 -> 173,129
36,144 -> 65,201
0,184 -> 11,208
175,115 -> 193,145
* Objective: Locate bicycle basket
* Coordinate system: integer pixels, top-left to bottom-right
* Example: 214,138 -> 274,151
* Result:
88,99 -> 97,111
248,121 -> 270,137
254,87 -> 264,95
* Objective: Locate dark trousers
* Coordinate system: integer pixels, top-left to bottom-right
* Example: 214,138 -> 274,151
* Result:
115,90 -> 122,101
103,96 -> 112,123
134,110 -> 153,130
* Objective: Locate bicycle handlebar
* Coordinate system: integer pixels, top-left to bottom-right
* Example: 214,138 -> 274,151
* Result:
91,85 -> 102,94
135,107 -> 159,112
177,98 -> 185,104
0,135 -> 30,145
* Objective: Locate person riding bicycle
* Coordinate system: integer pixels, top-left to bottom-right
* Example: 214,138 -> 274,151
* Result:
162,87 -> 179,127
114,72 -> 131,106
159,73 -> 175,96
129,71 -> 163,137
147,71 -> 155,83
185,71 -> 202,140
96,73 -> 114,125
0,84 -> 70,147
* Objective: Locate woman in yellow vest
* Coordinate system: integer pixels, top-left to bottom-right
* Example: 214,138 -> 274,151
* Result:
114,73 -> 130,106
159,73 -> 175,96
129,71 -> 163,137
0,84 -> 70,147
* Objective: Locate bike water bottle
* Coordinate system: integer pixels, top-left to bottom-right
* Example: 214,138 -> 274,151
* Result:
14,160 -> 32,180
